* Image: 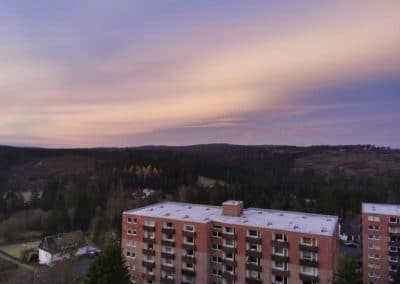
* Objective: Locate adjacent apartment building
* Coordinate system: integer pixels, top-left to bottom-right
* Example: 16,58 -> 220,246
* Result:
362,203 -> 400,283
122,200 -> 338,284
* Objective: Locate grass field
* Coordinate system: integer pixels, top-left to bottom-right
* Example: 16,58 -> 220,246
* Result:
0,241 -> 40,260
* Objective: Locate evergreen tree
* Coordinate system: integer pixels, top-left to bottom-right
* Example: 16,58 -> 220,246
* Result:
333,253 -> 362,284
85,242 -> 130,284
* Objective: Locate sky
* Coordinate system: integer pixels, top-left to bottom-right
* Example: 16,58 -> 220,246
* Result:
0,0 -> 399,148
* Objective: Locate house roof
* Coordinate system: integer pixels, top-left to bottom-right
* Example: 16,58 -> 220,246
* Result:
39,230 -> 88,254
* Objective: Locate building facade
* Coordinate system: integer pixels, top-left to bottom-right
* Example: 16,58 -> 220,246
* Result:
122,200 -> 338,284
362,203 -> 400,283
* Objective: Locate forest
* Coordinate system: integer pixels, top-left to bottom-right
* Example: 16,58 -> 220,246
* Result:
0,144 -> 399,247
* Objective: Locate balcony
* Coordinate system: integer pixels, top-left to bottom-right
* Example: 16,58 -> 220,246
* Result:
182,255 -> 196,264
182,243 -> 196,250
300,258 -> 319,267
222,271 -> 237,281
182,230 -> 196,237
299,244 -> 319,252
246,250 -> 262,258
222,245 -> 237,254
222,258 -> 237,267
246,236 -> 262,244
389,251 -> 400,257
271,254 -> 289,263
271,240 -> 289,248
161,251 -> 175,259
245,277 -> 262,284
141,272 -> 155,281
161,239 -> 176,246
299,273 -> 319,282
246,262 -> 263,272
143,236 -> 155,244
142,260 -> 155,269
272,268 -> 290,277
389,231 -> 400,237
161,264 -> 175,273
162,227 -> 175,234
181,268 -> 196,276
389,240 -> 400,247
160,276 -> 175,284
143,224 -> 156,232
221,232 -> 237,241
142,248 -> 155,256
389,222 -> 400,228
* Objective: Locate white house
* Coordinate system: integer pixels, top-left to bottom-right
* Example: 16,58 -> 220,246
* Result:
38,231 -> 90,265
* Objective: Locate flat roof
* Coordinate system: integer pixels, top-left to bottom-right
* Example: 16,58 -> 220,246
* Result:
362,203 -> 400,216
124,201 -> 338,236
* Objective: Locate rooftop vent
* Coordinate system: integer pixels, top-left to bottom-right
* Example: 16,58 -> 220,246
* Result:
205,208 -> 210,211
183,215 -> 189,219
243,219 -> 248,223
321,227 -> 328,232
326,218 -> 331,221
164,213 -> 170,216
188,206 -> 192,209
302,216 -> 307,219
267,221 -> 273,226
293,224 -> 299,229
204,217 -> 210,221
279,213 -> 284,216
258,211 -> 262,214
148,208 -> 153,211
160,205 -> 164,208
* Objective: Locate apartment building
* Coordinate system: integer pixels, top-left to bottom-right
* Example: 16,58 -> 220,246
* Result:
362,203 -> 400,283
122,200 -> 338,284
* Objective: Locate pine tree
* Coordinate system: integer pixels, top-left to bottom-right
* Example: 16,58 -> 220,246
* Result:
85,242 -> 130,284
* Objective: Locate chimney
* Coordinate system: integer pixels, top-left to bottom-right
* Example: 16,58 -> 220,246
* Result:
222,200 -> 244,217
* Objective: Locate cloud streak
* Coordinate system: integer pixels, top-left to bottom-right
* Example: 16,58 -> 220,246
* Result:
0,1 -> 399,147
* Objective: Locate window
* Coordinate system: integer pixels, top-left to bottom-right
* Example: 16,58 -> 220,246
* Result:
127,240 -> 136,247
368,225 -> 380,231
273,247 -> 287,256
212,255 -> 222,263
368,253 -> 380,259
127,217 -> 137,223
225,252 -> 234,260
368,216 -> 380,222
301,251 -> 316,261
247,230 -> 260,237
212,243 -> 222,250
185,249 -> 194,256
126,251 -> 136,258
184,236 -> 194,244
224,239 -> 235,247
164,234 -> 174,240
248,243 -> 259,251
390,217 -> 398,224
368,272 -> 380,278
389,256 -> 398,262
247,256 -> 260,265
127,229 -> 137,236
163,246 -> 174,253
301,237 -> 316,246
184,262 -> 194,269
225,265 -> 234,273
274,233 -> 288,242
224,227 -> 234,234
368,243 -> 381,250
368,263 -> 380,269
247,270 -> 261,279
368,234 -> 380,240
164,222 -> 174,228
212,231 -> 222,238
144,220 -> 155,226
144,254 -> 154,262
301,266 -> 317,275
163,258 -> 173,266
273,261 -> 288,270
184,225 -> 194,232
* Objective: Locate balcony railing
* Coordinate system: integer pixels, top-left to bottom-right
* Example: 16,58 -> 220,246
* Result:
182,230 -> 196,237
161,239 -> 176,246
161,227 -> 175,234
142,248 -> 155,256
221,232 -> 237,241
246,250 -> 262,258
181,267 -> 196,276
245,277 -> 262,284
271,254 -> 289,262
161,251 -> 175,259
143,236 -> 156,244
222,245 -> 237,254
271,240 -> 289,248
299,244 -> 319,252
141,272 -> 155,281
389,251 -> 400,257
143,224 -> 156,232
389,222 -> 400,228
271,268 -> 290,277
161,264 -> 175,273
222,258 -> 237,266
246,236 -> 262,244
246,262 -> 263,272
222,271 -> 237,281
299,273 -> 319,282
182,255 -> 196,264
182,243 -> 196,250
160,276 -> 175,284
300,258 -> 319,267
142,260 -> 155,269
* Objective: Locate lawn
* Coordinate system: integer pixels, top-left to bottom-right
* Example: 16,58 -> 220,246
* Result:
0,240 -> 40,260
